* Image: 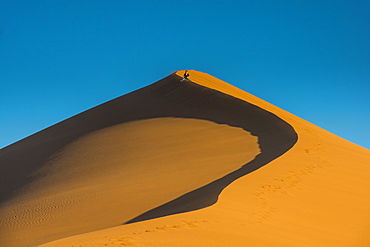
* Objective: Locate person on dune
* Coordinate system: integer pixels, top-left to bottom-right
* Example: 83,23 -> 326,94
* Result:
181,70 -> 190,82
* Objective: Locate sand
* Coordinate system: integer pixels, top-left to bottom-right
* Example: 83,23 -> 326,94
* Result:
1,70 -> 369,247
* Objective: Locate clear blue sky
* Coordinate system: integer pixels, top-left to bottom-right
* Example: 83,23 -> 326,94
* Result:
1,0 -> 369,149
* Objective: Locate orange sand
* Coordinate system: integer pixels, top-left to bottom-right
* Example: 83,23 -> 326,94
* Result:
1,70 -> 370,247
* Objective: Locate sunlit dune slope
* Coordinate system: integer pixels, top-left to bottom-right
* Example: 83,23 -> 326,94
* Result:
0,71 -> 297,247
39,70 -> 370,247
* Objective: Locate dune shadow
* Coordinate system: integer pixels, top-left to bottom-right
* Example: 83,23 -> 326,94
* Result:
0,74 -> 297,224
125,75 -> 297,224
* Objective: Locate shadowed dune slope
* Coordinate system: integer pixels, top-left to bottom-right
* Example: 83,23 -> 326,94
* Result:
40,71 -> 370,247
0,72 -> 297,247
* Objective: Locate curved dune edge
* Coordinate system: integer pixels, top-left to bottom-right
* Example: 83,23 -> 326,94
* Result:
0,71 -> 297,247
125,74 -> 297,224
40,71 -> 370,247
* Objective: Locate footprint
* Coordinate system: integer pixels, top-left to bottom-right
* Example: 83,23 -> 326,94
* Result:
109,236 -> 135,246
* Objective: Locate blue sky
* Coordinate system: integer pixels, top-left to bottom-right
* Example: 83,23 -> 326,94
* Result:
1,0 -> 369,149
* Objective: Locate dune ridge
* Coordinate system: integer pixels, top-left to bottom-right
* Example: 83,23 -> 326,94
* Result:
42,71 -> 370,247
2,70 -> 370,247
0,72 -> 296,247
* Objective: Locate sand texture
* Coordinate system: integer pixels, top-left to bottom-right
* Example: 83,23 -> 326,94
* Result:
1,70 -> 369,247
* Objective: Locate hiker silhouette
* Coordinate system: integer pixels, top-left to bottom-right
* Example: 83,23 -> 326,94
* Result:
181,70 -> 190,82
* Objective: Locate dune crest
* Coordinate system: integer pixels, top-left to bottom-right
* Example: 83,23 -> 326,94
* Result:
2,69 -> 297,247
2,70 -> 369,247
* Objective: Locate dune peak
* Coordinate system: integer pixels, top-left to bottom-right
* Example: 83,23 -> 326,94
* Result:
1,70 -> 369,247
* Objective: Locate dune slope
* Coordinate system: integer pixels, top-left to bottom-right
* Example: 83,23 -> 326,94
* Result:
0,72 -> 297,247
38,71 -> 370,247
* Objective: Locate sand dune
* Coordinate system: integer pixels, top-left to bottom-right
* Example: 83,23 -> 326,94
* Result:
1,70 -> 370,247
